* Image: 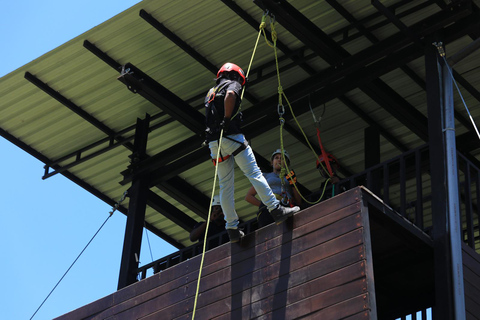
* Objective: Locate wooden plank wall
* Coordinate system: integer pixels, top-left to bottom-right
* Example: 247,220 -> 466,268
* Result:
55,187 -> 375,320
463,242 -> 480,320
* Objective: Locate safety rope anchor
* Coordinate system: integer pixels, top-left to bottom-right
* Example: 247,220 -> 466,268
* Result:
109,189 -> 129,215
432,41 -> 446,57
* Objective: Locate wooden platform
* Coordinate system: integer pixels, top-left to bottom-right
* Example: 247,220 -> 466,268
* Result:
56,187 -> 439,319
463,242 -> 480,320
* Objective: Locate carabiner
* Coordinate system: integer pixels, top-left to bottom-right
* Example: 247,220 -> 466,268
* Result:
277,103 -> 285,117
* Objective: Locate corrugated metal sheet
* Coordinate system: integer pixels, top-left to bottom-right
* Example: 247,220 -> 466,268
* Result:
1,0 -> 480,247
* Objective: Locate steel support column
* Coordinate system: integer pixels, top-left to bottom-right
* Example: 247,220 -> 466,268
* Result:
118,116 -> 150,290
426,37 -> 465,319
426,37 -> 452,320
442,43 -> 466,320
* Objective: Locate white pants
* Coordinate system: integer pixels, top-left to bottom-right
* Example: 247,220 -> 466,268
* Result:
209,134 -> 279,229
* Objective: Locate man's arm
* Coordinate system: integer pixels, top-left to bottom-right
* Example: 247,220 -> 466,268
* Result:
245,186 -> 262,207
224,90 -> 236,119
189,222 -> 207,242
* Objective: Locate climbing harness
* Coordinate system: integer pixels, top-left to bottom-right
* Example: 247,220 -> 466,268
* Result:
212,154 -> 230,166
30,190 -> 128,320
205,80 -> 234,138
192,12 -> 267,320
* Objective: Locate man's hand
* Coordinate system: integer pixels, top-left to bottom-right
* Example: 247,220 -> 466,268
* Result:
220,117 -> 230,131
285,170 -> 296,185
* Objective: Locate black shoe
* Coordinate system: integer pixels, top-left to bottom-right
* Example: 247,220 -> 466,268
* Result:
227,228 -> 244,243
270,205 -> 300,225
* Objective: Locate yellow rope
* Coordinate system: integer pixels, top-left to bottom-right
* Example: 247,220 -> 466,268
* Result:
267,18 -> 328,205
231,13 -> 265,120
191,128 -> 224,320
192,13 -> 268,319
279,118 -> 329,205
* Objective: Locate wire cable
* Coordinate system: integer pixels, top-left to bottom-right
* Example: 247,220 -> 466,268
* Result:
441,55 -> 480,140
144,226 -> 154,262
29,191 -> 127,320
29,214 -> 113,320
433,41 -> 480,141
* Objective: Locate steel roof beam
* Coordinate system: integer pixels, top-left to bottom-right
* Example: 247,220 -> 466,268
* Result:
323,0 -> 413,153
42,111 -> 178,179
156,178 -> 211,221
12,74 -> 193,245
180,1 -> 434,107
119,2 -> 479,209
331,0 -> 429,45
120,135 -> 204,185
136,14 -> 479,181
118,63 -> 205,134
220,0 -> 315,76
256,0 -> 346,66
84,41 -> 215,223
24,72 -> 133,150
139,9 -> 259,105
139,9 -> 215,74
254,0 -> 472,143
371,0 -> 424,47
447,36 -> 480,66
83,39 -> 123,71
337,95 -> 409,153
329,0 -> 420,74
144,221 -> 184,250
148,148 -> 209,187
372,0 -> 479,139
0,125 -> 129,213
0,129 -> 180,246
147,191 -> 197,232
372,0 -> 480,152
82,41 -> 213,236
361,80 -> 429,141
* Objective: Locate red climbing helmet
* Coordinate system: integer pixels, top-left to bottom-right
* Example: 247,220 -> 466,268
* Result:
217,62 -> 246,86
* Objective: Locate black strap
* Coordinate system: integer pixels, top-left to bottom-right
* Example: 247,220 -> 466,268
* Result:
223,136 -> 248,156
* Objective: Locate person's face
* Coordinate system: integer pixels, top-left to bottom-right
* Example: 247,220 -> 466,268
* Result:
272,153 -> 286,171
211,205 -> 224,221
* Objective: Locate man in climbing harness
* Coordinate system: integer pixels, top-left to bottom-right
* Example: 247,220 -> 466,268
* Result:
245,149 -> 302,227
205,62 -> 300,243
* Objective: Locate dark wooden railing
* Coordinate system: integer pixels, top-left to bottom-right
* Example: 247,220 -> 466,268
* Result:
138,143 -> 480,279
457,152 -> 480,249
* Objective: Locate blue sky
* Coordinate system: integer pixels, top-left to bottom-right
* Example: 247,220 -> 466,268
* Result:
0,1 -> 177,319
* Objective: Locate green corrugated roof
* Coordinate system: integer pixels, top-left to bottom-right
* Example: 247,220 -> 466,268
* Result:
1,0 -> 480,247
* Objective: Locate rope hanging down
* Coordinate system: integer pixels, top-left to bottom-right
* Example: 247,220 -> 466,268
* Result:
30,190 -> 128,320
262,14 -> 331,205
191,14 -> 265,320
